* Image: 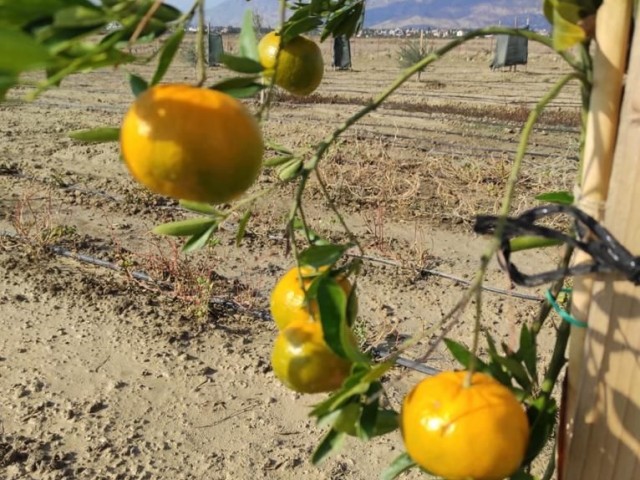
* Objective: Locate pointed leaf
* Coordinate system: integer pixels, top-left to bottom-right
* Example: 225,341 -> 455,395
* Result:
381,453 -> 417,480
373,409 -> 399,437
551,4 -> 587,51
239,9 -> 259,61
182,223 -> 218,253
0,28 -> 52,73
264,154 -> 295,167
495,356 -> 532,391
235,209 -> 252,246
535,190 -> 574,205
221,53 -> 263,74
151,28 -> 184,85
210,76 -> 264,98
129,73 -> 148,97
281,16 -> 323,44
311,429 -> 345,465
298,244 -> 350,269
53,5 -> 105,28
69,126 -> 120,143
525,398 -> 558,463
179,200 -> 223,216
358,383 -> 381,440
518,324 -> 538,381
444,338 -> 489,371
485,332 -> 513,386
152,217 -> 217,237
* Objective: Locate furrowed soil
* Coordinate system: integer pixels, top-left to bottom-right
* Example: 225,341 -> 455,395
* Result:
0,36 -> 579,479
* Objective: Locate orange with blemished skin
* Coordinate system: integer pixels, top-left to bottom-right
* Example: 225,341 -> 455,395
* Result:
258,31 -> 324,96
120,84 -> 263,204
401,371 -> 530,480
271,319 -> 352,394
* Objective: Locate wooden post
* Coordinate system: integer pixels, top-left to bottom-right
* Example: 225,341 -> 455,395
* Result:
563,5 -> 639,479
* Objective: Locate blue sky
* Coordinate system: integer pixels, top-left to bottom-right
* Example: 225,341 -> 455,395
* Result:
166,0 -> 225,11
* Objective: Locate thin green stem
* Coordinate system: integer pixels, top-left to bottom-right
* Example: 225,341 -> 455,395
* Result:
411,73 -> 582,364
287,27 -> 584,238
315,169 -> 364,255
256,0 -> 287,120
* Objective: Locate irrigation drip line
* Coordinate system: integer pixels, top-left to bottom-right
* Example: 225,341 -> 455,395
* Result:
1,231 -> 270,321
347,253 -> 544,302
2,231 -> 441,375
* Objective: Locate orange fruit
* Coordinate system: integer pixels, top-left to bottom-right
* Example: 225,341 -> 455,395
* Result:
120,84 -> 263,204
271,319 -> 352,394
269,265 -> 355,330
401,371 -> 529,480
258,31 -> 324,96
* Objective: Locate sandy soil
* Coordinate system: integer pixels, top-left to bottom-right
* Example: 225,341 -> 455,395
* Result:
0,36 -> 578,479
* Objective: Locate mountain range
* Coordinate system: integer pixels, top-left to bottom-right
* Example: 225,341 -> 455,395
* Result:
206,0 -> 548,29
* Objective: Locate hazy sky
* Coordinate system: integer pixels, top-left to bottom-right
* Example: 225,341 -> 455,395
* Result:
166,0 -> 226,11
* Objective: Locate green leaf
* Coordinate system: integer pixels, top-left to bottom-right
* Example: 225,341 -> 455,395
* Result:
182,223 -> 218,253
239,9 -> 259,61
0,28 -> 52,73
373,409 -> 400,437
53,5 -> 105,28
358,383 -> 380,439
332,401 -> 362,436
381,453 -> 417,480
210,75 -> 264,98
548,2 -> 587,51
298,244 -> 350,269
311,362 -> 394,419
152,217 -> 218,237
518,324 -> 538,382
179,200 -> 223,216
129,73 -> 148,97
443,338 -> 489,371
495,356 -> 532,392
509,236 -> 563,252
321,1 -> 365,42
317,276 -> 368,363
151,28 -> 184,85
221,53 -> 263,74
0,0 -> 94,28
265,140 -> 293,155
152,3 -> 182,23
264,154 -> 295,167
535,190 -> 574,205
0,72 -> 17,100
484,333 -> 513,386
281,16 -> 323,44
525,398 -> 558,463
68,126 -> 120,143
235,210 -> 252,246
311,429 -> 345,465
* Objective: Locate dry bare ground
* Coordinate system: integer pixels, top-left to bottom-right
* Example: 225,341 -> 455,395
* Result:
1,36 -> 579,479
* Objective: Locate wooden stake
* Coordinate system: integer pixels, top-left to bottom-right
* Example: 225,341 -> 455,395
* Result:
563,3 -> 637,478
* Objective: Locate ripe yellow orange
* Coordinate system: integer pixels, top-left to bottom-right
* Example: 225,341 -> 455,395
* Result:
271,319 -> 352,393
120,84 -> 263,204
401,371 -> 529,480
258,31 -> 324,96
269,265 -> 355,330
